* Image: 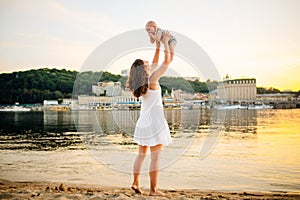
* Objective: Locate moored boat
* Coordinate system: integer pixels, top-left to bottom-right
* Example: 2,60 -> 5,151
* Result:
0,103 -> 31,112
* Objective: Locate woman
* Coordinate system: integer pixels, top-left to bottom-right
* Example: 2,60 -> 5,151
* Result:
126,32 -> 172,196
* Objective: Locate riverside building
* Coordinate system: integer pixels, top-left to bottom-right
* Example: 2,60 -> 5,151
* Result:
78,82 -> 139,109
92,81 -> 122,97
215,75 -> 257,102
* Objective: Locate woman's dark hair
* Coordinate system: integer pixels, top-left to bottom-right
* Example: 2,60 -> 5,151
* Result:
126,59 -> 148,98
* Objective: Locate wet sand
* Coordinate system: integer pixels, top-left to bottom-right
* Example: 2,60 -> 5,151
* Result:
1,180 -> 299,200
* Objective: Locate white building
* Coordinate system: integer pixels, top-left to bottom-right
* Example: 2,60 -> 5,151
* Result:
78,95 -> 113,107
61,98 -> 78,105
113,90 -> 139,104
214,75 -> 257,101
92,81 -> 122,96
43,100 -> 59,106
78,89 -> 140,109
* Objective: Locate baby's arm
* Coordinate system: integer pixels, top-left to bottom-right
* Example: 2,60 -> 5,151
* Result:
148,29 -> 162,43
148,32 -> 155,44
155,29 -> 162,42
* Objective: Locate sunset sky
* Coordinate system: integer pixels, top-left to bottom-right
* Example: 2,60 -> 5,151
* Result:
0,0 -> 299,91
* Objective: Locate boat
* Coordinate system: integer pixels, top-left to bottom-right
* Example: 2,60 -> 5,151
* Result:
0,103 -> 31,112
214,103 -> 273,110
214,104 -> 245,110
248,104 -> 273,109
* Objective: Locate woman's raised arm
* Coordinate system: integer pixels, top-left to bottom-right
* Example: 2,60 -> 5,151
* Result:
150,32 -> 171,83
150,41 -> 161,74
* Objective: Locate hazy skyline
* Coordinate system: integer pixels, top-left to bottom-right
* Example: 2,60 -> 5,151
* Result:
0,0 -> 299,91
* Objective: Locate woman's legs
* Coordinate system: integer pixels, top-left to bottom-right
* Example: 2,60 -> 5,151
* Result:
149,144 -> 164,196
132,145 -> 148,193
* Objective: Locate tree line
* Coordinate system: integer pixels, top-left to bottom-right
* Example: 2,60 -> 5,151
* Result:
0,68 -> 288,104
0,68 -> 125,104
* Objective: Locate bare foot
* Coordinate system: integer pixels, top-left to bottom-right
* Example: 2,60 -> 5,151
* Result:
149,189 -> 165,196
131,185 -> 142,194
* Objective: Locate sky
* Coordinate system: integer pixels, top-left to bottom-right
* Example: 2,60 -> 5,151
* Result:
0,0 -> 299,91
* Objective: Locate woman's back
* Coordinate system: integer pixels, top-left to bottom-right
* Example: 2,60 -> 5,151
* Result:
140,83 -> 162,113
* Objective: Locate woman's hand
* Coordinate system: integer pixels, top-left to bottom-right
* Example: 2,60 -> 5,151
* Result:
155,40 -> 160,49
151,39 -> 161,73
162,31 -> 170,53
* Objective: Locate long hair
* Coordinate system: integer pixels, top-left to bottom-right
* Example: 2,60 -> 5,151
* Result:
126,59 -> 148,98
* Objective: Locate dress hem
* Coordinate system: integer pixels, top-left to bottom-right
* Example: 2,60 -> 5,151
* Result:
133,139 -> 172,147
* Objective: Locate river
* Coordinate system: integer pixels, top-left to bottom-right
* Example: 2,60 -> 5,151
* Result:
0,109 -> 299,192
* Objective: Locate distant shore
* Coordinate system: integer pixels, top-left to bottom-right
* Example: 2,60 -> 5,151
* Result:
1,101 -> 300,112
1,180 -> 299,200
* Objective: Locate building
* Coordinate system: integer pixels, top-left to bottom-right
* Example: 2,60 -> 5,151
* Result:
43,100 -> 58,106
121,69 -> 129,76
193,93 -> 208,100
209,89 -> 218,101
78,89 -> 140,109
61,98 -> 78,105
92,81 -> 122,96
78,80 -> 141,109
112,90 -> 139,105
256,93 -> 292,102
172,89 -> 194,101
215,75 -> 257,101
78,95 -> 113,108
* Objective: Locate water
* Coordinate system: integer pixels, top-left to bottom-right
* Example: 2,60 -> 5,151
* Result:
0,109 -> 299,192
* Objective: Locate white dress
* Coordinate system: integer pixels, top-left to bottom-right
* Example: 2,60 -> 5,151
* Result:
134,86 -> 172,146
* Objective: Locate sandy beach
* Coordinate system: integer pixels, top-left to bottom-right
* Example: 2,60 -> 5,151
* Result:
0,180 -> 299,200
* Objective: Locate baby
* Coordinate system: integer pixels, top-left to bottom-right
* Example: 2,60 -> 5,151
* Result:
145,21 -> 177,61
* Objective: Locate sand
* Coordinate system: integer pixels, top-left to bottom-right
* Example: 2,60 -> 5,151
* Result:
0,180 -> 299,200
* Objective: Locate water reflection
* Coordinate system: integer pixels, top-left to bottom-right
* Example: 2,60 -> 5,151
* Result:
0,111 -> 81,150
167,109 -> 257,135
223,110 -> 257,134
0,109 -> 259,151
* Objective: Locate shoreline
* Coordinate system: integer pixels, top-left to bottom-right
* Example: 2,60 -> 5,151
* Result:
1,180 -> 299,200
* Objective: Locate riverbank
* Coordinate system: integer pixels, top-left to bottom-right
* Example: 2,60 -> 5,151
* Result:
1,180 -> 299,200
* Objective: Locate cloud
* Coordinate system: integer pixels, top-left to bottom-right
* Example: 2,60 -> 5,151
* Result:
0,0 -> 127,72
0,0 -> 299,91
45,0 -> 125,40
